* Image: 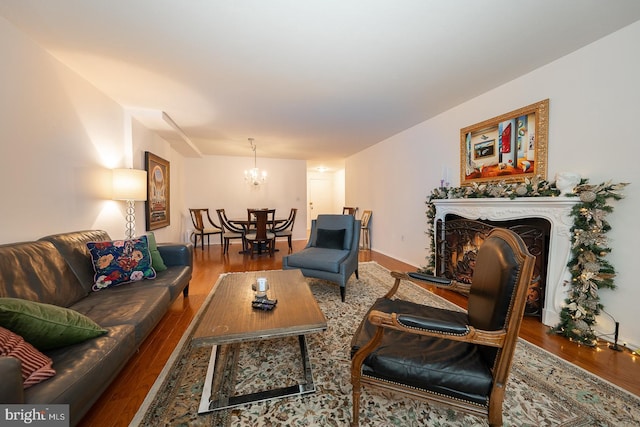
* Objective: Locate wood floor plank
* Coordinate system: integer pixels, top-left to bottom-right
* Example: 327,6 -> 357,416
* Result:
78,239 -> 639,427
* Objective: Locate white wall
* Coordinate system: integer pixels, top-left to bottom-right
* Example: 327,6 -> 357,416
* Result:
0,16 -> 184,243
183,155 -> 308,243
131,119 -> 186,242
346,21 -> 640,348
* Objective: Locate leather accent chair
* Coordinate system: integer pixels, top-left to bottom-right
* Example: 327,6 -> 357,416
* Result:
350,228 -> 535,426
283,214 -> 360,302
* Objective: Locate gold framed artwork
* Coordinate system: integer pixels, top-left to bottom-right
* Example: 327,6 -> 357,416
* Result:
145,151 -> 170,230
460,99 -> 549,185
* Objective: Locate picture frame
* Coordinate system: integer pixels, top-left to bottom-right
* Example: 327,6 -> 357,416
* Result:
145,151 -> 170,230
460,99 -> 549,185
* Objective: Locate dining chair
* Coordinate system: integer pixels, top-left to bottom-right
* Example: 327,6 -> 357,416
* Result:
244,209 -> 276,258
272,208 -> 297,251
188,208 -> 223,250
359,210 -> 372,249
350,228 -> 535,426
216,208 -> 246,254
342,206 -> 358,216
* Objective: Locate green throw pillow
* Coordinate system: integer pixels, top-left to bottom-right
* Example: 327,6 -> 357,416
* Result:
146,232 -> 167,272
0,298 -> 107,350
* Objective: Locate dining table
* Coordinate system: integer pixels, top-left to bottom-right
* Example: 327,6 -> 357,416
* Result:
229,213 -> 288,255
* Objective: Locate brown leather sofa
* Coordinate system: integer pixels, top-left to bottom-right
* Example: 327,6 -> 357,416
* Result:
0,230 -> 192,426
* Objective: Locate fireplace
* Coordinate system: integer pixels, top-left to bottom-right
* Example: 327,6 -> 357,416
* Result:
432,197 -> 580,326
436,215 -> 550,317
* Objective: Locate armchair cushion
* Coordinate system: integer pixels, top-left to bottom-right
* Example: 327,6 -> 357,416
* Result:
283,247 -> 349,273
396,314 -> 470,335
315,228 -> 346,250
407,272 -> 452,286
312,215 -> 355,250
351,297 -> 493,406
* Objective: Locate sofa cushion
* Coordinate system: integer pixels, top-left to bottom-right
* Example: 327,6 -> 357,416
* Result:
0,326 -> 56,388
284,247 -> 349,273
25,324 -> 136,417
39,230 -> 112,294
69,285 -> 171,345
146,232 -> 167,272
0,241 -> 87,307
316,228 -> 346,249
0,298 -> 107,351
86,236 -> 156,291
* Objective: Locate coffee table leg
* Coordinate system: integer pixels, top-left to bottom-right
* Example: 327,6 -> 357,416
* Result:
198,344 -> 219,414
298,335 -> 315,393
198,335 -> 316,414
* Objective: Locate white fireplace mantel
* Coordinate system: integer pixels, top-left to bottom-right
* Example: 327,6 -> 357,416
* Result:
432,197 -> 580,326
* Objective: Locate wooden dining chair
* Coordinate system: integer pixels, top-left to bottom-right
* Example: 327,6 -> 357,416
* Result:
359,210 -> 372,249
188,208 -> 222,250
244,209 -> 276,258
216,209 -> 246,254
272,208 -> 297,251
342,206 -> 358,216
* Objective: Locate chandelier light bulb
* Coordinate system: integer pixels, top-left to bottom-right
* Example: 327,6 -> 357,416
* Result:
245,138 -> 267,186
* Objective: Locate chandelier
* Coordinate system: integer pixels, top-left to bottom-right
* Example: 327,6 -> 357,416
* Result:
244,138 -> 267,186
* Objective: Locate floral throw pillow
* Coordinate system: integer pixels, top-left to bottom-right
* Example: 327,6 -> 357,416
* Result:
86,236 -> 156,291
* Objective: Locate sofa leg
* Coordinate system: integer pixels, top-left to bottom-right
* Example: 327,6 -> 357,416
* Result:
183,284 -> 189,297
355,269 -> 359,279
340,286 -> 346,302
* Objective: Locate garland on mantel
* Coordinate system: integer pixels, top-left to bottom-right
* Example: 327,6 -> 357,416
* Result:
424,176 -> 629,346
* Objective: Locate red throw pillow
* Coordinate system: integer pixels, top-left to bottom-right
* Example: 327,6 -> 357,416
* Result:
0,326 -> 56,388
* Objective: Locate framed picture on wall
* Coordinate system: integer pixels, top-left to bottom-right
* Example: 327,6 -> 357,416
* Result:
145,151 -> 170,230
460,99 -> 549,185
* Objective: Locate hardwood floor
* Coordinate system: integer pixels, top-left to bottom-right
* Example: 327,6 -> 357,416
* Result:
79,239 -> 639,427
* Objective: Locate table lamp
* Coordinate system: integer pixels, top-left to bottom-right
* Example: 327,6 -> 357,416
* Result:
112,168 -> 147,239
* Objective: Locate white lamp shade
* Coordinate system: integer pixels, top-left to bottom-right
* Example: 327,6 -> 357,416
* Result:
112,169 -> 147,201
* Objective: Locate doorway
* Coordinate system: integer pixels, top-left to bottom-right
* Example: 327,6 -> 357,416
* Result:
307,177 -> 334,228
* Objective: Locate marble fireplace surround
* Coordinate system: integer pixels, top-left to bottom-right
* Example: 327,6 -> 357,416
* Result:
433,197 -> 580,326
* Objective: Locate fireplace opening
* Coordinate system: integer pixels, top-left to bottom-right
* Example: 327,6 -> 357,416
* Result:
436,214 -> 551,317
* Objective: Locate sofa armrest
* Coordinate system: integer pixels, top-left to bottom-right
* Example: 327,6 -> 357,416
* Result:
157,243 -> 193,267
0,356 -> 24,403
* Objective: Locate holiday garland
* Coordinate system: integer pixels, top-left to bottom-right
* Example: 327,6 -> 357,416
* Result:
425,176 -> 628,346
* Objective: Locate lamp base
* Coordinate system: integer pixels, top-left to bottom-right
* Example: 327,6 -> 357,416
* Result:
125,200 -> 137,239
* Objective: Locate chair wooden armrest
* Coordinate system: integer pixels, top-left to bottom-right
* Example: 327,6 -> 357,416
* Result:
367,309 -> 506,348
390,271 -> 471,295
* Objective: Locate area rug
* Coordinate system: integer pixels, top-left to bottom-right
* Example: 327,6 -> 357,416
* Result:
130,262 -> 640,426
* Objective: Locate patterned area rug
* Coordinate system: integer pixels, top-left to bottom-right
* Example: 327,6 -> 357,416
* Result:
130,262 -> 640,426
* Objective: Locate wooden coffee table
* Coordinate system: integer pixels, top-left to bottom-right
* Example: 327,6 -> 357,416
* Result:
192,269 -> 327,414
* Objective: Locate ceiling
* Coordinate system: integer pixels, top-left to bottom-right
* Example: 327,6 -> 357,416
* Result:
2,1 -> 640,171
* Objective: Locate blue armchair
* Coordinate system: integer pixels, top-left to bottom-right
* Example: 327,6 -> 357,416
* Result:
283,214 -> 360,302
